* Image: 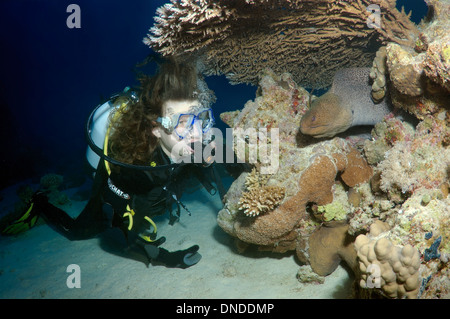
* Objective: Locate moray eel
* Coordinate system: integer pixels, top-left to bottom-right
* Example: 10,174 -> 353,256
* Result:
300,68 -> 392,138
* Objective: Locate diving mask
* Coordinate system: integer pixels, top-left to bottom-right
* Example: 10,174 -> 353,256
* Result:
157,108 -> 215,140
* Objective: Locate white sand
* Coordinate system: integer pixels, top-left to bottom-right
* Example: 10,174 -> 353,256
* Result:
0,181 -> 353,299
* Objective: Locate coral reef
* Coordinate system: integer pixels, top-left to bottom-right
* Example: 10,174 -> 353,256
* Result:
296,265 -> 325,284
216,65 -> 449,298
145,0 -> 418,88
355,221 -> 421,299
151,0 -> 449,299
363,114 -> 416,165
386,43 -> 425,97
376,117 -> 449,195
316,183 -> 351,222
217,70 -> 373,263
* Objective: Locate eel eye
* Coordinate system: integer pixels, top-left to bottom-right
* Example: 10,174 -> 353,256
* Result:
311,115 -> 316,122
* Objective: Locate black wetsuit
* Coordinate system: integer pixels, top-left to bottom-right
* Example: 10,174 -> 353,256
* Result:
25,140 -> 249,268
38,146 -> 215,240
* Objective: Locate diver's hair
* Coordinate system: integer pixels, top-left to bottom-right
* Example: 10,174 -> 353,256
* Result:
107,58 -> 198,166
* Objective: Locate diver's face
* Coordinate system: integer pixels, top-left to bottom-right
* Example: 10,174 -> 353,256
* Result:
153,99 -> 202,162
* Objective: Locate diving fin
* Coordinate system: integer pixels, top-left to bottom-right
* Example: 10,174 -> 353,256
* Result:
144,244 -> 201,268
183,250 -> 202,267
1,191 -> 47,236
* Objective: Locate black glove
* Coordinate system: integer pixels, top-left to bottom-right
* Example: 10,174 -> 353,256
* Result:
144,244 -> 201,269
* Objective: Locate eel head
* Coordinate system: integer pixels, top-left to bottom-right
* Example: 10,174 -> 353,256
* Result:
300,92 -> 353,138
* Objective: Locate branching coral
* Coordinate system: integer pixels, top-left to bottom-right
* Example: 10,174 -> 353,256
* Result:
243,167 -> 268,191
145,0 -> 418,88
238,168 -> 285,217
238,186 -> 286,217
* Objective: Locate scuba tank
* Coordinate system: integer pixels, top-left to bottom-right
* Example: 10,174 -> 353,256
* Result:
86,87 -> 138,170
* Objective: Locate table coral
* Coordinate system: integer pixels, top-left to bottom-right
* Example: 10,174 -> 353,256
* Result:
146,0 -> 418,89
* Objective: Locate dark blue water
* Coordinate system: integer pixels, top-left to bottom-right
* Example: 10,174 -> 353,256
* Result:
0,0 -> 428,190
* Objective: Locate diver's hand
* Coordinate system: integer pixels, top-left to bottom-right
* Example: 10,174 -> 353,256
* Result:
144,244 -> 201,268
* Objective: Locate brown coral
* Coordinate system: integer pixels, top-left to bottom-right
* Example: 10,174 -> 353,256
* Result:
308,223 -> 358,276
423,40 -> 450,92
146,0 -> 418,88
218,143 -> 373,253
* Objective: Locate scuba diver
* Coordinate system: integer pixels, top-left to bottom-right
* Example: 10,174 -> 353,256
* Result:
1,59 -> 229,269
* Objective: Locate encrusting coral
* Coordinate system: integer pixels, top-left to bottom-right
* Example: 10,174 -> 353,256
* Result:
376,116 -> 450,195
145,0 -> 418,88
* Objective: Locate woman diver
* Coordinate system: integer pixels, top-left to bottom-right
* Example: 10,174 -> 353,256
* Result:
1,58 -> 223,269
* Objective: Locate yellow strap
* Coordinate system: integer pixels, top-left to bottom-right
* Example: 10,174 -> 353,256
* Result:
17,202 -> 34,222
139,216 -> 158,242
123,205 -> 135,231
104,127 -> 112,176
103,100 -> 129,176
139,234 -> 154,242
144,216 -> 158,234
122,206 -> 158,242
123,212 -> 133,231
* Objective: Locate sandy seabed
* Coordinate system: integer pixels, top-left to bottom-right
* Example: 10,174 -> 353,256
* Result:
0,179 -> 353,299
